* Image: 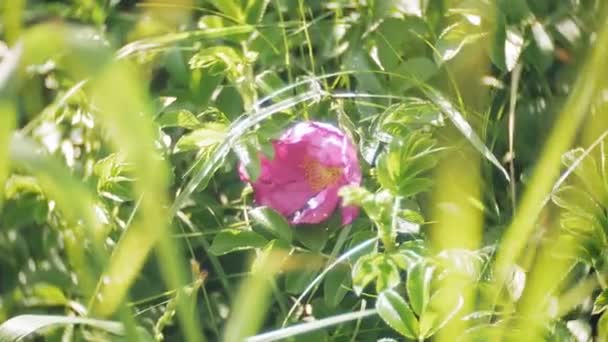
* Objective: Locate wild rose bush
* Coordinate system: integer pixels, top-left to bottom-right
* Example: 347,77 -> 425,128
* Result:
1,1 -> 608,342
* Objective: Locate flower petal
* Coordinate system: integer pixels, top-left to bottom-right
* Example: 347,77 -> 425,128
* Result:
291,186 -> 341,224
239,121 -> 362,226
254,179 -> 316,217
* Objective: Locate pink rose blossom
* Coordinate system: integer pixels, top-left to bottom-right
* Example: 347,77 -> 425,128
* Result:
239,121 -> 361,225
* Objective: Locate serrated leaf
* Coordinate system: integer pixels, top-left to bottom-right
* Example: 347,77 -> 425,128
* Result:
157,110 -> 202,129
209,229 -> 268,256
376,289 -> 419,339
174,123 -> 227,153
376,132 -> 439,197
379,100 -> 444,134
249,206 -> 293,243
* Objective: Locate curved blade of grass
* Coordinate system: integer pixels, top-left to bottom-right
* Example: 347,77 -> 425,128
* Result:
0,102 -> 15,209
87,61 -> 203,342
0,314 -> 134,341
0,42 -> 20,209
246,309 -> 377,342
9,134 -> 105,292
281,237 -> 378,327
15,24 -> 202,342
493,7 -> 608,339
117,26 -> 255,59
543,129 -> 608,206
9,135 -> 105,234
222,245 -> 286,342
422,88 -> 510,181
170,88 -> 326,216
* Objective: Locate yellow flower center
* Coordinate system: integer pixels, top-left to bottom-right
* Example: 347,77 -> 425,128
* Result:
301,157 -> 342,191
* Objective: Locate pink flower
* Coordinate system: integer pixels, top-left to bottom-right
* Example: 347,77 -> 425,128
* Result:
240,121 -> 361,225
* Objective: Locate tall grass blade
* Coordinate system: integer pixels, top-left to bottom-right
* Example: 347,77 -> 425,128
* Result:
423,88 -> 510,181
247,309 -> 377,342
0,315 -> 132,341
117,26 -> 255,59
170,88 -> 326,216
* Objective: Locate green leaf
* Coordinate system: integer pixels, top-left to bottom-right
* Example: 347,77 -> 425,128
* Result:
552,185 -> 603,218
376,132 -> 439,197
294,226 -> 329,252
375,255 -> 402,293
598,310 -> 608,342
344,46 -> 383,94
30,283 -> 67,306
352,254 -> 379,296
379,100 -> 444,135
251,239 -> 290,273
0,315 -> 130,341
419,289 -> 464,338
209,229 -> 268,256
285,268 -> 319,295
376,289 -> 419,339
323,264 -> 350,308
594,288 -> 608,314
374,18 -> 427,70
434,22 -> 486,64
209,0 -> 245,22
174,123 -> 227,153
406,261 -> 435,316
435,249 -> 483,280
94,153 -> 135,202
562,148 -> 608,206
390,58 -> 439,92
250,206 -> 293,243
156,110 -> 202,129
498,0 -> 531,22
244,0 -> 270,24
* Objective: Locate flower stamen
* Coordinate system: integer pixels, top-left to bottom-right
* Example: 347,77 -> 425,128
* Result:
301,157 -> 342,191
